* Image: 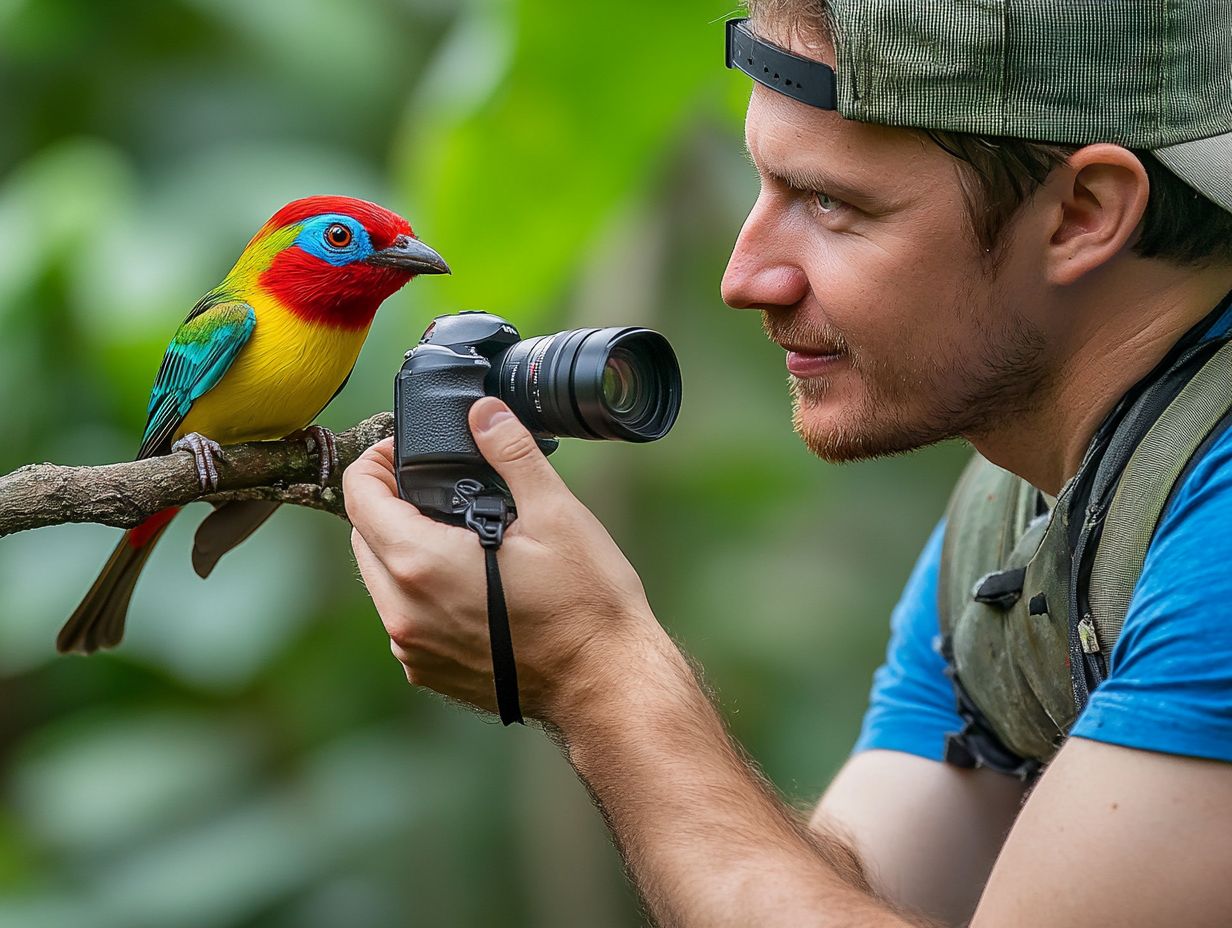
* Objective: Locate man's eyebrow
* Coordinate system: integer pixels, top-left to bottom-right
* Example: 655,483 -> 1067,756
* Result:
742,143 -> 864,197
767,162 -> 868,200
769,163 -> 845,193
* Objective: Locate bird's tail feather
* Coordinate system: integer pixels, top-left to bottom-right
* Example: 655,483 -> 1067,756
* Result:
58,508 -> 179,654
192,500 -> 280,579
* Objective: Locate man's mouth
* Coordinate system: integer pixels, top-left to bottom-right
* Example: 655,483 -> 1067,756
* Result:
780,343 -> 846,377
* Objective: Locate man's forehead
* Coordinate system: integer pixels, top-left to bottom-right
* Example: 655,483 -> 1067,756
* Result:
744,82 -> 929,185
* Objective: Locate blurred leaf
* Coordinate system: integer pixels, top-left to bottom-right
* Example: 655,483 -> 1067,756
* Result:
2,724 -> 454,928
9,710 -> 260,856
0,139 -> 135,322
397,0 -> 734,327
0,807 -> 37,889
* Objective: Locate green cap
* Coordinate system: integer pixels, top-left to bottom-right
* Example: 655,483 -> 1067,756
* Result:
732,1 -> 1232,213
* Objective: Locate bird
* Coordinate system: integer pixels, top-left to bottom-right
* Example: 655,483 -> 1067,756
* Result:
58,195 -> 449,654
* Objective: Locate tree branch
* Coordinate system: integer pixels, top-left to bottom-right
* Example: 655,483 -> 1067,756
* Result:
0,413 -> 394,538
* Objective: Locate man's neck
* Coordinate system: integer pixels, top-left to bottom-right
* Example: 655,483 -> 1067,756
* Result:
969,264 -> 1232,496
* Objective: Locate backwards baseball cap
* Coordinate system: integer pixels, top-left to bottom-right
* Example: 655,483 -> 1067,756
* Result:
725,1 -> 1232,214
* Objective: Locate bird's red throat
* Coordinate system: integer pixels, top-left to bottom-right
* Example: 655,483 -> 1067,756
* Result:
259,249 -> 410,330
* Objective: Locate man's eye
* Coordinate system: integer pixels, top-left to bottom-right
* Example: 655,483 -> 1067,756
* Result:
813,191 -> 842,213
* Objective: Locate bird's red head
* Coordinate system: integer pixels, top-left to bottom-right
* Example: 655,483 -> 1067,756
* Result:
247,195 -> 449,330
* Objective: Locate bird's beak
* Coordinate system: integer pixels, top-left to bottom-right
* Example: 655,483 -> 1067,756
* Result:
366,235 -> 451,275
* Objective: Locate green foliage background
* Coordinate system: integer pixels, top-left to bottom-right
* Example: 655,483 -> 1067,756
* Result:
0,1 -> 967,924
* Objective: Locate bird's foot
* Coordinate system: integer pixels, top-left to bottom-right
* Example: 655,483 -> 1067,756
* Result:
172,433 -> 225,491
294,425 -> 338,485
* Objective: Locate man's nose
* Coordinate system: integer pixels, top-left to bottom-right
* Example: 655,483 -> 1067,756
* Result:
720,199 -> 810,310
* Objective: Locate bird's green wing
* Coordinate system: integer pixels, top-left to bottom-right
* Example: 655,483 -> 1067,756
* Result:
137,299 -> 256,460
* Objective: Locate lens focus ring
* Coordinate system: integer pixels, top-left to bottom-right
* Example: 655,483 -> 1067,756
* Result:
493,327 -> 681,442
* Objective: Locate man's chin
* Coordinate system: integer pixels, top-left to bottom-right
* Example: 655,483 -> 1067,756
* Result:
793,418 -> 908,463
790,382 -> 940,463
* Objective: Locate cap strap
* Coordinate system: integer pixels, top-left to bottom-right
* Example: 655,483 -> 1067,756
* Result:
725,18 -> 837,110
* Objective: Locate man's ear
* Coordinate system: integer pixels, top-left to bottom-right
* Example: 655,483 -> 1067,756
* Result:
1044,144 -> 1150,286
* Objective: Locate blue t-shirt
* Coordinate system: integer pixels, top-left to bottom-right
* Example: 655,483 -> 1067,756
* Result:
855,311 -> 1232,766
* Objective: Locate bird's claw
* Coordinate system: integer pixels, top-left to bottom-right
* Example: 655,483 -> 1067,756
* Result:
300,425 -> 338,485
172,433 -> 225,491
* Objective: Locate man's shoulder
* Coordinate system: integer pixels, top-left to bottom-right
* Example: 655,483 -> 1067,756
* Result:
1074,420 -> 1232,763
1132,410 -> 1232,592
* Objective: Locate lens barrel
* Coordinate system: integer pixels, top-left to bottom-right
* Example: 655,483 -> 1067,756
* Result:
492,327 -> 681,441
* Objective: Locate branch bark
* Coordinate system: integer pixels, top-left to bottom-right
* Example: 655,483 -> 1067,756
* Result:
0,413 -> 394,538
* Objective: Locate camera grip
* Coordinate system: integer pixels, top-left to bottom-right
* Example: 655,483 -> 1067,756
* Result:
396,362 -> 489,458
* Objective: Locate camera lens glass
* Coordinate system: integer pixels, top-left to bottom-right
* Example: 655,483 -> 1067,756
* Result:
492,327 -> 681,442
601,348 -> 648,416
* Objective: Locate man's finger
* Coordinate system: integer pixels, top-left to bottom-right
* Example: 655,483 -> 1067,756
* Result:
343,442 -> 437,550
347,438 -> 398,497
468,398 -> 567,509
367,436 -> 396,470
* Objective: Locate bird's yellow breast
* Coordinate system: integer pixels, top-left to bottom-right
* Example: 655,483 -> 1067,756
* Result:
176,296 -> 368,444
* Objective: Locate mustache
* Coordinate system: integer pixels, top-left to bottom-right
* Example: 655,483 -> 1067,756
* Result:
760,311 -> 850,355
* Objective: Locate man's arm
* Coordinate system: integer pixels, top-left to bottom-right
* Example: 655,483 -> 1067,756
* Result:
814,751 -> 1026,926
554,626 -> 921,928
975,736 -> 1232,927
344,400 -> 1232,927
568,657 -> 1232,928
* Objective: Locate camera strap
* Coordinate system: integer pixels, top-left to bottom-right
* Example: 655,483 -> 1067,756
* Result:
456,479 -> 524,726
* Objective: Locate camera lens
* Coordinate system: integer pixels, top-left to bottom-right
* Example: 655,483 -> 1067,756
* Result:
493,327 -> 681,441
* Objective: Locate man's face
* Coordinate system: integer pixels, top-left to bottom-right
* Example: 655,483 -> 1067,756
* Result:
721,31 -> 1050,462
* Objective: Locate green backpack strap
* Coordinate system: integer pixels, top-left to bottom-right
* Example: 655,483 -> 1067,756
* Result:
938,454 -> 1041,636
1089,338 -> 1232,659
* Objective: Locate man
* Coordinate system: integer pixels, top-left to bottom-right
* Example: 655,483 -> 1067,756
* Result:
345,2 -> 1232,925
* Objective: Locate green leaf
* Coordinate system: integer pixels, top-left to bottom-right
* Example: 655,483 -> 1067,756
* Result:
396,1 -> 734,328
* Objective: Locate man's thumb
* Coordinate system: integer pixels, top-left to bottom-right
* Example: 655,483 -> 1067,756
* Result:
469,397 -> 561,500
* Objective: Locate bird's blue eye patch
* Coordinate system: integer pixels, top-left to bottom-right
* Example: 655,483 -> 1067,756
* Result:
295,214 -> 373,266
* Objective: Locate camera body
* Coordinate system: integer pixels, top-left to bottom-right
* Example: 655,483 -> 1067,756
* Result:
394,312 -> 553,524
394,311 -> 681,524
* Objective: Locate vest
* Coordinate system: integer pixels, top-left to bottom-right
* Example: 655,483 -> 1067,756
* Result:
937,305 -> 1232,780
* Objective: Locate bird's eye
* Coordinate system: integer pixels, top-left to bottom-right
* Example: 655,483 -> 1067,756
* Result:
325,223 -> 353,248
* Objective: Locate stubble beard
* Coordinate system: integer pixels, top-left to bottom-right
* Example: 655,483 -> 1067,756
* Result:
767,290 -> 1053,464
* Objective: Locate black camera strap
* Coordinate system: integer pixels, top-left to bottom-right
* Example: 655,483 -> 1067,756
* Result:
455,480 -> 524,726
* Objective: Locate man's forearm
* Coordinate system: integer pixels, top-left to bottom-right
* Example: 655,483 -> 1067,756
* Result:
549,619 -> 932,928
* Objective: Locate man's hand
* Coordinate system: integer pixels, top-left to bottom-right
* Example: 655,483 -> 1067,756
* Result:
343,396 -> 656,723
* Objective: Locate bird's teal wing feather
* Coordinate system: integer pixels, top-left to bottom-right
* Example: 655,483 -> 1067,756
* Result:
138,299 -> 256,459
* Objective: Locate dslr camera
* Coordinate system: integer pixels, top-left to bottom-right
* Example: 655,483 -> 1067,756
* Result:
393,311 -> 682,525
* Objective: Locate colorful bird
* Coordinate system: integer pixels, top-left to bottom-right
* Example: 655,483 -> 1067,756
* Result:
59,195 -> 449,654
